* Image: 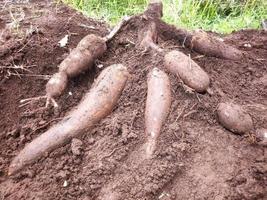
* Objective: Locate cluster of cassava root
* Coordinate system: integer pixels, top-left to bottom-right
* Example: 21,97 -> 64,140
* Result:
10,0 -> 256,176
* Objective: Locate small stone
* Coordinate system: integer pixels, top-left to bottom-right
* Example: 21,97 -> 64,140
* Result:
255,128 -> 267,146
38,120 -> 46,125
244,43 -> 252,48
63,180 -> 68,187
97,64 -> 104,69
71,138 -> 83,155
25,170 -> 35,178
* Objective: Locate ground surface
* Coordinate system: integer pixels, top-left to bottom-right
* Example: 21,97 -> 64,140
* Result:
0,1 -> 266,200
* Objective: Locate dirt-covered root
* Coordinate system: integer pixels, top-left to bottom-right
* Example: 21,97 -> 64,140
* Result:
139,22 -> 163,52
137,0 -> 163,52
190,30 -> 243,60
164,50 -> 210,92
45,34 -> 106,107
156,18 -> 243,60
145,68 -> 171,157
138,0 -> 211,93
217,102 -> 254,134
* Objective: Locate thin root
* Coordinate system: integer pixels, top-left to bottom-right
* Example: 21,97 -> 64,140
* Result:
45,97 -> 59,108
104,16 -> 132,42
20,96 -> 47,104
0,64 -> 33,73
19,95 -> 58,109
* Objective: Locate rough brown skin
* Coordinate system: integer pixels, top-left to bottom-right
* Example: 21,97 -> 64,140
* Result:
157,21 -> 243,60
217,102 -> 254,134
8,64 -> 129,175
58,48 -> 94,78
145,68 -> 171,157
1,1 -> 266,199
164,50 -> 210,92
42,19 -> 131,107
139,1 -> 210,94
45,71 -> 68,98
77,34 -> 107,59
191,30 -> 243,60
47,34 -> 106,98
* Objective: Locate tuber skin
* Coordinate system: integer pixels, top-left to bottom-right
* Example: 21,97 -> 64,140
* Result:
156,21 -> 243,61
191,30 -> 243,60
164,50 -> 210,92
58,48 -> 94,78
145,68 -> 171,157
77,34 -> 107,59
217,102 -> 253,134
9,64 -> 129,175
45,72 -> 68,98
44,34 -> 107,107
45,71 -> 68,107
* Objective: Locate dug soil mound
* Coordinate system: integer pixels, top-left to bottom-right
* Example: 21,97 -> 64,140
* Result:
0,1 -> 266,200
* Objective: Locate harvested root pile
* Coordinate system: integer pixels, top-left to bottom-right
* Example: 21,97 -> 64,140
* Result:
0,0 -> 266,200
20,17 -> 131,109
10,0 -> 246,175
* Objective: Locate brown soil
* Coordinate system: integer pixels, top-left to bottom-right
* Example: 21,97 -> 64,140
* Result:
0,1 -> 266,200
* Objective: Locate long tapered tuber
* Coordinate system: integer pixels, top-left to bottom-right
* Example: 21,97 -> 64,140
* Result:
145,68 -> 171,157
9,64 -> 129,175
190,30 -> 243,60
158,22 -> 243,60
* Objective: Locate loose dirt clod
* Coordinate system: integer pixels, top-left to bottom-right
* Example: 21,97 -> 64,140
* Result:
71,138 -> 83,155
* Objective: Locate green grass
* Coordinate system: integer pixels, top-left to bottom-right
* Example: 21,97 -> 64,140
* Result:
62,0 -> 267,34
